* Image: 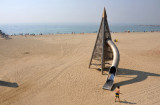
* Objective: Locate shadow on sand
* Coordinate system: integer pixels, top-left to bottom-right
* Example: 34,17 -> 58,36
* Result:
90,66 -> 110,75
120,100 -> 136,104
0,80 -> 19,88
111,68 -> 160,91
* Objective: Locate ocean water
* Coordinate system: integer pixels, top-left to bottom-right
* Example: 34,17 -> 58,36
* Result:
0,23 -> 160,35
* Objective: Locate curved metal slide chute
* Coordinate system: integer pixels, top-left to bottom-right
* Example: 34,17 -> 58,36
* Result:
103,40 -> 120,90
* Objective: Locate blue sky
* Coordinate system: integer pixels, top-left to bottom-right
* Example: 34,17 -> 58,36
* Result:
0,0 -> 160,24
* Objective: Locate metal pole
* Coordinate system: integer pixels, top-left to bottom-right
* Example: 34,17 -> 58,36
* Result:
101,18 -> 105,74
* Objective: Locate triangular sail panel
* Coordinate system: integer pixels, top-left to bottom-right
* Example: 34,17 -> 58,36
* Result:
89,8 -> 113,74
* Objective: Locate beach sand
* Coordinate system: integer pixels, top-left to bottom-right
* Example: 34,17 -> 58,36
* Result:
0,32 -> 160,105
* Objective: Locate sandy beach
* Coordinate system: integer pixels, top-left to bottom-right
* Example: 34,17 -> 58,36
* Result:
0,32 -> 160,105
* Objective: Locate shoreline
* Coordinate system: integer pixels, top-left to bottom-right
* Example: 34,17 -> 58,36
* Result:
6,31 -> 160,36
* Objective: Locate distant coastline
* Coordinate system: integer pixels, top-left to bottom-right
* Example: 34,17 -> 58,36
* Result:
139,25 -> 160,27
1,24 -> 160,35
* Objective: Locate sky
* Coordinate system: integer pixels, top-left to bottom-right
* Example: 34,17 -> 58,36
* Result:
0,0 -> 160,25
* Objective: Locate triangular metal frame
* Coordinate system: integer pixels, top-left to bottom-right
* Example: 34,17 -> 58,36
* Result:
89,8 -> 113,74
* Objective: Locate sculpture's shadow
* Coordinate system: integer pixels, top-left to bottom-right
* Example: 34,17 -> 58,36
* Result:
0,80 -> 19,88
111,68 -> 160,91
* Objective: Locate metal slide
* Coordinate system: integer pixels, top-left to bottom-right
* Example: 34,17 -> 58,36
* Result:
103,40 -> 120,90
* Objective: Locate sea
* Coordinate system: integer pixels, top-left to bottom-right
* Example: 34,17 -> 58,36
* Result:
0,23 -> 160,35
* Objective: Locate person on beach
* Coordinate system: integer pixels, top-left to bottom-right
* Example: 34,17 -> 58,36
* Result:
115,86 -> 120,102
